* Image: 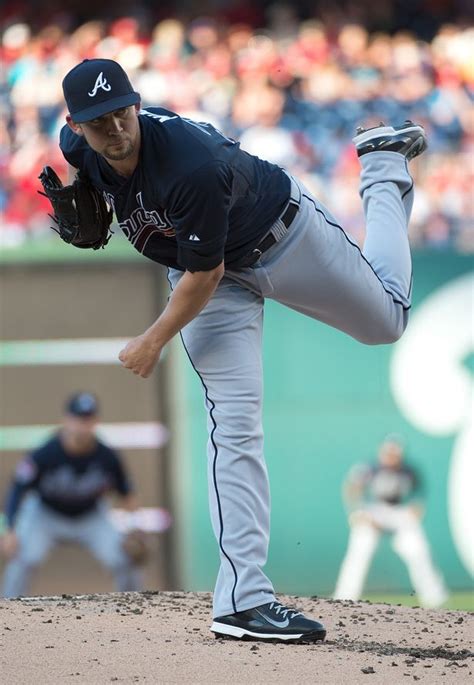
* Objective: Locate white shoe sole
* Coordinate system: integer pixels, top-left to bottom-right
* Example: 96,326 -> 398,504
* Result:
352,124 -> 424,145
211,621 -> 311,641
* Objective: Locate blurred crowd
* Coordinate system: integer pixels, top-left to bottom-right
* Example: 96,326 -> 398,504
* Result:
1,1 -> 473,251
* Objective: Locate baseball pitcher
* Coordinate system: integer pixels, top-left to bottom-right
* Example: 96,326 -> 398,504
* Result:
38,58 -> 429,642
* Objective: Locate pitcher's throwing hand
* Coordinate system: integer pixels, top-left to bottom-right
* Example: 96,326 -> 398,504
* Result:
119,334 -> 162,378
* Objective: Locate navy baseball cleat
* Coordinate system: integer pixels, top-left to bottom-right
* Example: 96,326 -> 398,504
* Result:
353,120 -> 427,161
211,601 -> 326,643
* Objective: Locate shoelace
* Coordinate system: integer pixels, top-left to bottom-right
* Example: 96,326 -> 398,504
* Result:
268,602 -> 303,620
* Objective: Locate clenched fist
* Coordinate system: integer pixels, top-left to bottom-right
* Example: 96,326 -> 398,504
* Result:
118,333 -> 162,378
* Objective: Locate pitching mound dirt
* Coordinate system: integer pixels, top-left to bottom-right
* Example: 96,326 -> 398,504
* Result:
1,591 -> 472,684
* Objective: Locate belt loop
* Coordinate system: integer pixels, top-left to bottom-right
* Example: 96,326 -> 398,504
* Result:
288,174 -> 301,205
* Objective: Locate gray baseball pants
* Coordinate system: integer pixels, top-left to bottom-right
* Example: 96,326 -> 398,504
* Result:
168,151 -> 414,618
2,493 -> 142,598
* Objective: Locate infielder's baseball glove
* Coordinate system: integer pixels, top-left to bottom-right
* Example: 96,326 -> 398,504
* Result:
38,166 -> 113,249
122,529 -> 149,566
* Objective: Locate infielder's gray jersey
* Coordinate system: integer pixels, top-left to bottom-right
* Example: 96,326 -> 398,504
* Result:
168,150 -> 415,617
345,462 -> 420,507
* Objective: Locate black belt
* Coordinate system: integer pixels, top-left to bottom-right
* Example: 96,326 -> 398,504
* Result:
238,199 -> 300,268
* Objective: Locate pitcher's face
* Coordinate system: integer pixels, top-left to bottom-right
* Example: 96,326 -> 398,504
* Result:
67,104 -> 140,162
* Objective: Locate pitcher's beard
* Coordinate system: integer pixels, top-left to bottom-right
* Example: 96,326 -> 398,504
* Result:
104,139 -> 134,160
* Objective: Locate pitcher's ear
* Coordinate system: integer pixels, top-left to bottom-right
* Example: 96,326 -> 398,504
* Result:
66,115 -> 84,136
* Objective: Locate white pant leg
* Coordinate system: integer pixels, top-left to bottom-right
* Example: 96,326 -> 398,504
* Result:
74,504 -> 143,592
169,269 -> 275,618
334,521 -> 380,601
228,153 -> 415,346
392,519 -> 449,608
360,152 -> 414,307
1,495 -> 57,598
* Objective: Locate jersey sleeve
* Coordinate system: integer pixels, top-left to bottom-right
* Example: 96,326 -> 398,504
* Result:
167,162 -> 233,271
59,125 -> 89,169
408,464 -> 423,498
342,463 -> 371,508
108,451 -> 133,497
4,454 -> 40,528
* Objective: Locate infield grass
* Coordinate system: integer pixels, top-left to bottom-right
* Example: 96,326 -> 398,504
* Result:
362,591 -> 474,612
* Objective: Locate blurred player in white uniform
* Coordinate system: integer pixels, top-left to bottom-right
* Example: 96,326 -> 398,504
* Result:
334,436 -> 449,608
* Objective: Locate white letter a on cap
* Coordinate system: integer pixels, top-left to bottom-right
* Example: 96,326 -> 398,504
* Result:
88,72 -> 112,97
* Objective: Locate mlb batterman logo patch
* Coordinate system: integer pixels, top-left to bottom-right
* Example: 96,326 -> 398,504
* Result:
15,457 -> 38,484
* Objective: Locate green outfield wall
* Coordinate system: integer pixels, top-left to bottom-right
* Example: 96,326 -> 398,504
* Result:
175,251 -> 473,596
0,242 -> 472,598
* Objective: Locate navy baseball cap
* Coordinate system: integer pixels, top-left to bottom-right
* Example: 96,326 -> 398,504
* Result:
65,392 -> 99,417
62,58 -> 140,123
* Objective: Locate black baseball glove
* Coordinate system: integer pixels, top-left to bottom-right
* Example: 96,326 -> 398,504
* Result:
38,166 -> 113,249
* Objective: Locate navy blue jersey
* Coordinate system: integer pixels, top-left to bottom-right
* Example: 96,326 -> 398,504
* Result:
59,107 -> 291,271
4,434 -> 132,525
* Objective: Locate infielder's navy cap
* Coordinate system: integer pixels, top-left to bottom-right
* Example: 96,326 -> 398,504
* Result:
62,58 -> 140,123
66,392 -> 99,417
